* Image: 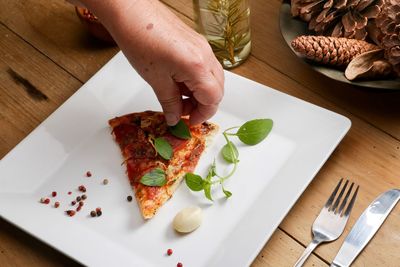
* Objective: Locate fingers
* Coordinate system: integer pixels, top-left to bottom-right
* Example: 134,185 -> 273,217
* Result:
153,80 -> 183,126
187,72 -> 224,106
189,103 -> 218,125
185,68 -> 224,124
182,98 -> 196,116
211,56 -> 225,90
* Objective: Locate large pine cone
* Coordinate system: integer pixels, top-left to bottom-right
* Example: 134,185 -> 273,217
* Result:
291,0 -> 384,40
291,35 -> 378,66
370,0 -> 400,76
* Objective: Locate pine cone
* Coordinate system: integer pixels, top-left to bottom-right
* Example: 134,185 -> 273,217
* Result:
370,0 -> 400,76
291,35 -> 379,66
291,0 -> 383,40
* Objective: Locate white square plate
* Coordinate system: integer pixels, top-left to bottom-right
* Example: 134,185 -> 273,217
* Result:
0,52 -> 350,267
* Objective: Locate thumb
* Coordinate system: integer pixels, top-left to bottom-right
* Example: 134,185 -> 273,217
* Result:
153,80 -> 183,126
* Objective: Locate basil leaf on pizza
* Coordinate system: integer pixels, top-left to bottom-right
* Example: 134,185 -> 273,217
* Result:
140,168 -> 167,186
154,137 -> 173,160
169,119 -> 191,139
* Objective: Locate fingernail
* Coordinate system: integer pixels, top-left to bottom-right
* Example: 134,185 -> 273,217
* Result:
165,113 -> 179,126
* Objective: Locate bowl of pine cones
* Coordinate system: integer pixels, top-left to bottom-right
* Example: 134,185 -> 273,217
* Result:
280,0 -> 400,90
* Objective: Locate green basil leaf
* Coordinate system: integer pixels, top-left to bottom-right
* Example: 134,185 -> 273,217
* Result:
154,137 -> 173,160
185,173 -> 204,191
204,182 -> 213,201
221,141 -> 239,163
169,119 -> 191,139
222,187 -> 232,198
236,119 -> 273,145
140,168 -> 166,186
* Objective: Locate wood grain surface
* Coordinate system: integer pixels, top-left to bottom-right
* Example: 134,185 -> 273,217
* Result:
1,0 -> 399,266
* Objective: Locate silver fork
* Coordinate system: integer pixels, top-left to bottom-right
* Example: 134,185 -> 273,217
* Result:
293,178 -> 359,267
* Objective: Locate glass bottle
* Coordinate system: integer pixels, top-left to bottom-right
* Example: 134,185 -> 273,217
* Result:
194,0 -> 251,69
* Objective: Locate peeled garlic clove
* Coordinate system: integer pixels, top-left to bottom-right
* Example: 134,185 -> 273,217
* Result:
173,206 -> 203,233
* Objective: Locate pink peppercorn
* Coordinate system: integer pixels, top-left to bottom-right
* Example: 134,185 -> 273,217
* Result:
167,249 -> 173,256
54,202 -> 60,208
44,198 -> 50,204
86,171 -> 92,177
66,210 -> 76,216
177,263 -> 183,267
78,185 -> 86,193
51,191 -> 57,197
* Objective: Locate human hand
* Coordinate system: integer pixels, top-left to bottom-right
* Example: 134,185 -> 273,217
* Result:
79,0 -> 224,125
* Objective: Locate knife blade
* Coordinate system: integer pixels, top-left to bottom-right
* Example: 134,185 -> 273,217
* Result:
331,189 -> 400,267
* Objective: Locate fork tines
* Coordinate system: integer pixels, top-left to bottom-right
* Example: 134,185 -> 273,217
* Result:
325,178 -> 359,217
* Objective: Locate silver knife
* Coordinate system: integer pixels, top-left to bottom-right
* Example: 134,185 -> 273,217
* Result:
331,189 -> 400,267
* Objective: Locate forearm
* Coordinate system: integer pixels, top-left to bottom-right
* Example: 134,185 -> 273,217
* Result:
76,0 -> 178,69
77,0 -> 160,40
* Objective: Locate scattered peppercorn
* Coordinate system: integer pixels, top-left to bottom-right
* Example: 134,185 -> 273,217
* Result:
54,202 -> 60,208
78,185 -> 87,193
44,198 -> 50,204
103,179 -> 109,185
177,263 -> 183,267
96,207 -> 101,212
127,195 -> 133,202
76,206 -> 82,212
96,210 -> 102,216
90,210 -> 97,217
76,196 -> 82,202
81,194 -> 87,200
52,191 -> 57,197
167,249 -> 173,256
71,201 -> 76,206
86,171 -> 92,177
79,201 -> 84,207
68,191 -> 72,195
66,210 -> 76,217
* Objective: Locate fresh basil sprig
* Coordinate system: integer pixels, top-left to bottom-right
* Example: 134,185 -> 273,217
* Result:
169,119 -> 191,139
154,137 -> 173,160
140,168 -> 166,186
184,118 -> 273,201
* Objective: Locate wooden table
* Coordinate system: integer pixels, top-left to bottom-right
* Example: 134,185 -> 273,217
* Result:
1,0 -> 399,266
